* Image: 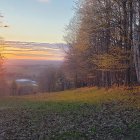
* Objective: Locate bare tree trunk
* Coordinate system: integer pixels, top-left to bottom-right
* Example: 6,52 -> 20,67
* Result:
133,1 -> 140,83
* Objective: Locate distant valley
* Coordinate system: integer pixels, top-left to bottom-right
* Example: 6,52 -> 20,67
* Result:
3,41 -> 65,82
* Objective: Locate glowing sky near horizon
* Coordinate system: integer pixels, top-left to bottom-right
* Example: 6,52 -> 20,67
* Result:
0,0 -> 75,43
2,41 -> 66,61
0,0 -> 74,60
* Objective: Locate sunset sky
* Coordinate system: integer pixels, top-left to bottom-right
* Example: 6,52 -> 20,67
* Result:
3,41 -> 66,61
0,0 -> 74,43
0,0 -> 75,60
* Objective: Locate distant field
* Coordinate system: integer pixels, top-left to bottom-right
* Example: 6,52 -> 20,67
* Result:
0,87 -> 140,140
4,59 -> 63,83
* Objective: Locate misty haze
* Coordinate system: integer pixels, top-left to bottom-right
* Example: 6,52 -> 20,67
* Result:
0,0 -> 140,140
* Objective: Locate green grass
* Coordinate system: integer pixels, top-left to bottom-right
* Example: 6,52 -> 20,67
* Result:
0,87 -> 139,110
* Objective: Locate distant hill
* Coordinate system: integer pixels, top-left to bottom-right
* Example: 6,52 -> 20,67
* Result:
4,59 -> 63,82
3,41 -> 66,82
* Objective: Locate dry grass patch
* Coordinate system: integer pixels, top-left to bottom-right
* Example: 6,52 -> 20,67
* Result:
20,86 -> 140,108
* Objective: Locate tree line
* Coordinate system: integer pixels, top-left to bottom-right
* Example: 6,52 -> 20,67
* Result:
63,0 -> 140,88
0,14 -> 8,95
28,0 -> 140,93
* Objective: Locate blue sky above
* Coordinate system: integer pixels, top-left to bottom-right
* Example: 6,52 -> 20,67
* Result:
0,0 -> 75,43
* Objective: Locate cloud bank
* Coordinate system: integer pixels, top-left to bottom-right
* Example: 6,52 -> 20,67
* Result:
3,41 -> 66,61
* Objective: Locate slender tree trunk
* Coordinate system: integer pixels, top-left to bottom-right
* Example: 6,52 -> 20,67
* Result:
133,1 -> 140,83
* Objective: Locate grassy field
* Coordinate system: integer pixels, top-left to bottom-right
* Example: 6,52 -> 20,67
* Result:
0,87 -> 140,140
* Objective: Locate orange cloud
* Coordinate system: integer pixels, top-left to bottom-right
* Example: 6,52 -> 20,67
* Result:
2,41 -> 65,61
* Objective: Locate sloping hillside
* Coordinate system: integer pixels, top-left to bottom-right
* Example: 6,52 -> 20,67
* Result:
0,87 -> 140,140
